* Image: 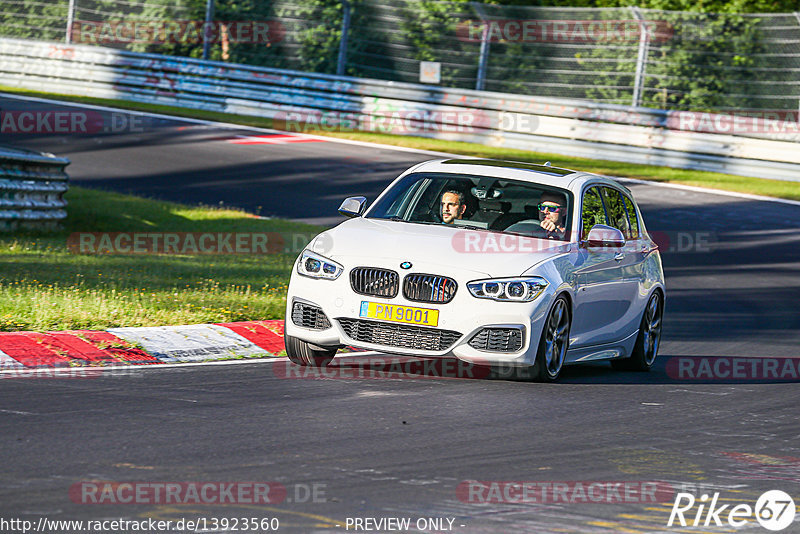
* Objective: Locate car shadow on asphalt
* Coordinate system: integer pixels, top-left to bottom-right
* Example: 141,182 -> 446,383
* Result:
324,353 -> 800,385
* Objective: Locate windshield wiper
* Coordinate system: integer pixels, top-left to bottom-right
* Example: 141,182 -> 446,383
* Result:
380,216 -> 440,227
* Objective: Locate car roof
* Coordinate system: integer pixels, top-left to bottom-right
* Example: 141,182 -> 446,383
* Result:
407,158 -> 631,194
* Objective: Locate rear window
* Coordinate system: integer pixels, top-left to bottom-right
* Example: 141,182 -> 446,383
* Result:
601,188 -> 632,238
621,194 -> 640,239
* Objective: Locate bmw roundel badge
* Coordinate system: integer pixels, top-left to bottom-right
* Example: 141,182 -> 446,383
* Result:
400,261 -> 412,269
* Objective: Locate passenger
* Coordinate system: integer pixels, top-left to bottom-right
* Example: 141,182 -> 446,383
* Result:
538,192 -> 567,239
440,190 -> 467,224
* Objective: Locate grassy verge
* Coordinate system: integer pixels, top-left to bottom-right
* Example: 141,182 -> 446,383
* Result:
0,187 -> 323,332
2,85 -> 798,201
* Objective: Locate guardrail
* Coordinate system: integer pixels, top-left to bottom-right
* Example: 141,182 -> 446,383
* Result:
0,144 -> 69,232
1,37 -> 798,182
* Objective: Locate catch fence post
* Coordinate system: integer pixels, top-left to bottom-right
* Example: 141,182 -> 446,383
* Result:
337,0 -> 352,76
631,6 -> 651,108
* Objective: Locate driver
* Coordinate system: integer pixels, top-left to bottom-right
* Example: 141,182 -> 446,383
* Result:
440,190 -> 467,224
538,192 -> 566,239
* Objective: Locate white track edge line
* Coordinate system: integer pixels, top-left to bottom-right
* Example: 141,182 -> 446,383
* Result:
616,177 -> 800,207
0,356 -> 284,375
0,351 -> 383,375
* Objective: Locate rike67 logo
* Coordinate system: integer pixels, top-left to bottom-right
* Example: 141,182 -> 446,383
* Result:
668,490 -> 796,531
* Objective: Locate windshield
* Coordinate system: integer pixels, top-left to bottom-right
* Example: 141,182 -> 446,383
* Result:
366,172 -> 573,241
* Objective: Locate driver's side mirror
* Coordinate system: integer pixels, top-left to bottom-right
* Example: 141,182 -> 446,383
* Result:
582,224 -> 625,248
338,196 -> 367,218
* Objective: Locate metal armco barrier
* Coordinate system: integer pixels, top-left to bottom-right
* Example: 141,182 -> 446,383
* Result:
1,37 -> 798,182
0,144 -> 69,231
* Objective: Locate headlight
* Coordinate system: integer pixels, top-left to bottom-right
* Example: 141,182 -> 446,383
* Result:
467,277 -> 548,302
297,250 -> 343,280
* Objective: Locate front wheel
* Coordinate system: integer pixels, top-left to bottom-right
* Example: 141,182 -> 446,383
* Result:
285,334 -> 337,367
532,295 -> 571,382
612,291 -> 663,372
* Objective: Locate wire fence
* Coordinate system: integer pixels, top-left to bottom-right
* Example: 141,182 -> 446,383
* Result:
1,0 -> 799,115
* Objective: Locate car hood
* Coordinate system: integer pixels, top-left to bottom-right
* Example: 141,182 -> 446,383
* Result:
315,217 -> 570,278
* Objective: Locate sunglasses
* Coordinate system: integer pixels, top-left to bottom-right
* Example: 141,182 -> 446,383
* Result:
538,203 -> 563,213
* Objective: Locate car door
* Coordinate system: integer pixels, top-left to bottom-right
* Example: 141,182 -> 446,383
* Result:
569,185 -> 621,348
597,187 -> 643,335
618,191 -> 655,333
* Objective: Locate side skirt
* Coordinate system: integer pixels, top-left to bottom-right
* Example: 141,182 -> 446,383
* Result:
565,330 -> 639,365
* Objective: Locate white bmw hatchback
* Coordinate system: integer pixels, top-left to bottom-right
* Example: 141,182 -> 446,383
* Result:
284,159 -> 665,381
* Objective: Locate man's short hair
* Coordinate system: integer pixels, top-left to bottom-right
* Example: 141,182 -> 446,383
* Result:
539,191 -> 565,205
443,189 -> 465,205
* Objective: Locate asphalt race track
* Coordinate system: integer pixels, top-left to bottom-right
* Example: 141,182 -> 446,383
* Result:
2,94 -> 800,533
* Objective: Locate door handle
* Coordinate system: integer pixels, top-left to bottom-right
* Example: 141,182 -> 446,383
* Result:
614,252 -> 625,261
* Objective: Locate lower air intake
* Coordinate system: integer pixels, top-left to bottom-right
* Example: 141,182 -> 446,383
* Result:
468,328 -> 523,352
291,302 -> 332,330
337,318 -> 461,352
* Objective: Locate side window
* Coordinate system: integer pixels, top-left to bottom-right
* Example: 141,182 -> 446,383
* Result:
621,194 -> 640,239
581,186 -> 607,239
601,187 -> 630,239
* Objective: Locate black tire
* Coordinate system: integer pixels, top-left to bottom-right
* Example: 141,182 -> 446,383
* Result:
611,291 -> 663,372
532,295 -> 571,382
285,334 -> 337,367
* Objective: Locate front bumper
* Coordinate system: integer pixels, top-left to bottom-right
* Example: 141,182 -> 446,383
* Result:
285,264 -> 555,367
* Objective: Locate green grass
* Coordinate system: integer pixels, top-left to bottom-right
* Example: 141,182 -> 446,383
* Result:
2,85 -> 798,201
0,187 -> 323,332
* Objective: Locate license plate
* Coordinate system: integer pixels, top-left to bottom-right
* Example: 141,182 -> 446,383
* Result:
359,301 -> 439,327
